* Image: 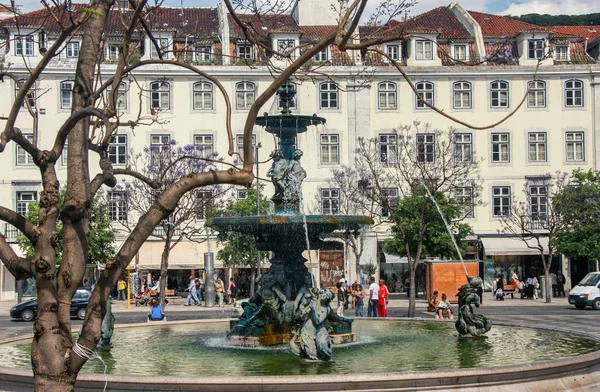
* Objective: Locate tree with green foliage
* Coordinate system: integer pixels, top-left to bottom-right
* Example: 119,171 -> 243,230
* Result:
507,13 -> 600,26
553,169 -> 600,263
16,190 -> 115,268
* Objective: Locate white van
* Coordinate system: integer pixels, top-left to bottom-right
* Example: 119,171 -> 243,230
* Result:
568,272 -> 600,310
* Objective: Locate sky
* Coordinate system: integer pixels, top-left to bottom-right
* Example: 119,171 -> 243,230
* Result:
13,0 -> 600,17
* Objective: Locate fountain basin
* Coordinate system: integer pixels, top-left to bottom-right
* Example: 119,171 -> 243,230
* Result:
1,319 -> 600,391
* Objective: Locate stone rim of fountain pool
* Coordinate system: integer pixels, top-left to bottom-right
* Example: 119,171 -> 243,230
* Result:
1,318 -> 600,391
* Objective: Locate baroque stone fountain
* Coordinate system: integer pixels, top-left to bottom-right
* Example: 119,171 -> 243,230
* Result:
208,80 -> 373,361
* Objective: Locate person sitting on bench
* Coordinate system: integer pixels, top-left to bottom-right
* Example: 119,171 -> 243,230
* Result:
436,293 -> 453,319
148,298 -> 164,321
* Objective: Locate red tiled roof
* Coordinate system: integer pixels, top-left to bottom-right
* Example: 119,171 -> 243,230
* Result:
469,11 -> 551,38
230,13 -> 301,40
551,25 -> 600,42
300,25 -> 337,40
404,7 -> 470,39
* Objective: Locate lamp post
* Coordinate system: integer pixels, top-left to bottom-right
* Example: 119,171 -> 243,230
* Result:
256,142 -> 262,282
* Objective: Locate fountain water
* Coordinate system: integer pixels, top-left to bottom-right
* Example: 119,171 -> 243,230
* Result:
208,80 -> 373,360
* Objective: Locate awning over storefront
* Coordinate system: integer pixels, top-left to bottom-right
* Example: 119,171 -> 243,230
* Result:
382,252 -> 409,263
481,237 -> 550,256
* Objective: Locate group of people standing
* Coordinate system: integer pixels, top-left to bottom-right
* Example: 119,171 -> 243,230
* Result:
184,276 -> 237,307
335,276 -> 390,318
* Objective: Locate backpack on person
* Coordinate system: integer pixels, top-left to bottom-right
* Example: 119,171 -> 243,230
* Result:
336,280 -> 343,289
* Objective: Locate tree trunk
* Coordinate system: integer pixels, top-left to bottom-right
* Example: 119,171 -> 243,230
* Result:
543,253 -> 552,303
408,262 -> 417,317
34,375 -> 76,392
159,237 -> 171,309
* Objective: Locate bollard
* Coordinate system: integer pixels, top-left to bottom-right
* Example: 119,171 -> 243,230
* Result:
204,252 -> 215,307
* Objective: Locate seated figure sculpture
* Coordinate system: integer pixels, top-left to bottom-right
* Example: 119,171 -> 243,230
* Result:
455,276 -> 492,337
289,289 -> 335,361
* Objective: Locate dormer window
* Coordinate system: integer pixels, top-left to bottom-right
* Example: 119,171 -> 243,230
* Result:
385,43 -> 401,61
415,40 -> 433,60
554,45 -> 569,61
194,45 -> 212,62
66,41 -> 79,58
314,47 -> 329,62
237,43 -> 253,59
105,44 -> 120,61
150,38 -> 170,59
527,39 -> 545,59
453,44 -> 468,61
277,39 -> 295,56
15,35 -> 34,56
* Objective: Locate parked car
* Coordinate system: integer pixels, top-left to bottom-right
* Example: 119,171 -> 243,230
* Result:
568,272 -> 600,310
10,289 -> 91,321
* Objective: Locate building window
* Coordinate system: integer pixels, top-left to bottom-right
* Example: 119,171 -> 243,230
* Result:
150,134 -> 171,166
16,134 -> 34,166
105,44 -> 120,61
565,79 -> 583,107
196,190 -> 213,220
454,187 -> 474,218
60,80 -> 74,109
193,81 -> 213,110
527,80 -> 546,108
565,131 -> 584,162
415,81 -> 434,109
491,133 -> 510,163
108,134 -> 127,165
236,82 -> 255,110
62,142 -> 68,166
320,134 -> 339,164
529,185 -> 548,223
379,134 -> 397,164
415,40 -> 433,60
490,80 -> 509,108
277,39 -> 295,57
236,134 -> 256,162
150,38 -> 169,59
108,81 -> 128,110
416,133 -> 435,163
453,81 -> 471,109
454,133 -> 472,163
554,45 -> 569,61
150,81 -> 170,111
236,43 -> 253,59
66,41 -> 79,58
194,134 -> 213,158
194,45 -> 212,62
15,79 -> 36,108
319,82 -> 338,109
528,39 -> 545,59
321,188 -> 340,215
108,191 -> 128,222
453,44 -> 467,61
15,35 -> 34,56
385,44 -> 400,61
528,132 -> 547,162
378,82 -> 397,110
16,191 -> 37,216
381,188 -> 398,218
314,47 -> 329,62
492,186 -> 511,217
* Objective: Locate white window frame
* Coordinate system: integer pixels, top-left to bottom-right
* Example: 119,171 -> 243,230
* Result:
565,79 -> 583,107
236,43 -> 253,59
554,45 -> 569,61
565,131 -> 584,162
314,47 -> 329,62
108,134 -> 127,165
196,190 -> 213,220
378,81 -> 397,110
527,80 -> 546,108
490,80 -> 509,108
415,81 -> 434,109
320,134 -> 339,164
236,134 -> 256,162
150,81 -> 170,111
150,134 -> 171,166
108,191 -> 128,222
15,35 -> 34,56
16,79 -> 36,109
60,80 -> 74,110
385,43 -> 401,61
454,187 -> 474,218
415,40 -> 433,60
193,81 -> 213,110
150,38 -> 170,59
319,82 -> 338,109
321,188 -> 340,215
194,134 -> 214,158
453,81 -> 471,109
381,188 -> 398,218
66,41 -> 79,58
528,39 -> 545,59
276,39 -> 296,57
491,133 -> 510,163
16,134 -> 34,166
529,185 -> 548,223
105,44 -> 120,61
492,186 -> 511,217
378,134 -> 397,164
236,81 -> 255,110
528,132 -> 547,162
16,191 -> 37,216
416,133 -> 435,163
194,45 -> 212,62
453,44 -> 468,61
108,81 -> 128,111
454,133 -> 472,163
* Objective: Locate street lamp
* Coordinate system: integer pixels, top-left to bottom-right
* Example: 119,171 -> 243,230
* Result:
256,142 -> 262,281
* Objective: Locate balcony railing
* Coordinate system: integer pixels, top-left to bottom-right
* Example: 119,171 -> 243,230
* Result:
2,224 -> 19,241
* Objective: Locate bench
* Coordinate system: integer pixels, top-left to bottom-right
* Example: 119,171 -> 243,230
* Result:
500,284 -> 517,298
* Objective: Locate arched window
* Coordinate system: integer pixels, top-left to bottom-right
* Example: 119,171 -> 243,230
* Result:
150,81 -> 170,111
415,81 -> 434,108
564,79 -> 583,107
378,82 -> 397,110
527,80 -> 546,108
236,82 -> 255,110
108,81 -> 128,110
193,81 -> 213,110
319,82 -> 338,109
60,80 -> 74,109
490,80 -> 509,108
453,81 -> 471,109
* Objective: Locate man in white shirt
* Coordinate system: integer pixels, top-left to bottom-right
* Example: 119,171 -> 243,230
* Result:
368,277 -> 379,317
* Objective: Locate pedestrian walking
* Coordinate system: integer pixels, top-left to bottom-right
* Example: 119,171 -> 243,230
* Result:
367,277 -> 379,317
117,279 -> 127,301
378,279 -> 389,317
184,276 -> 200,306
354,284 -> 365,317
